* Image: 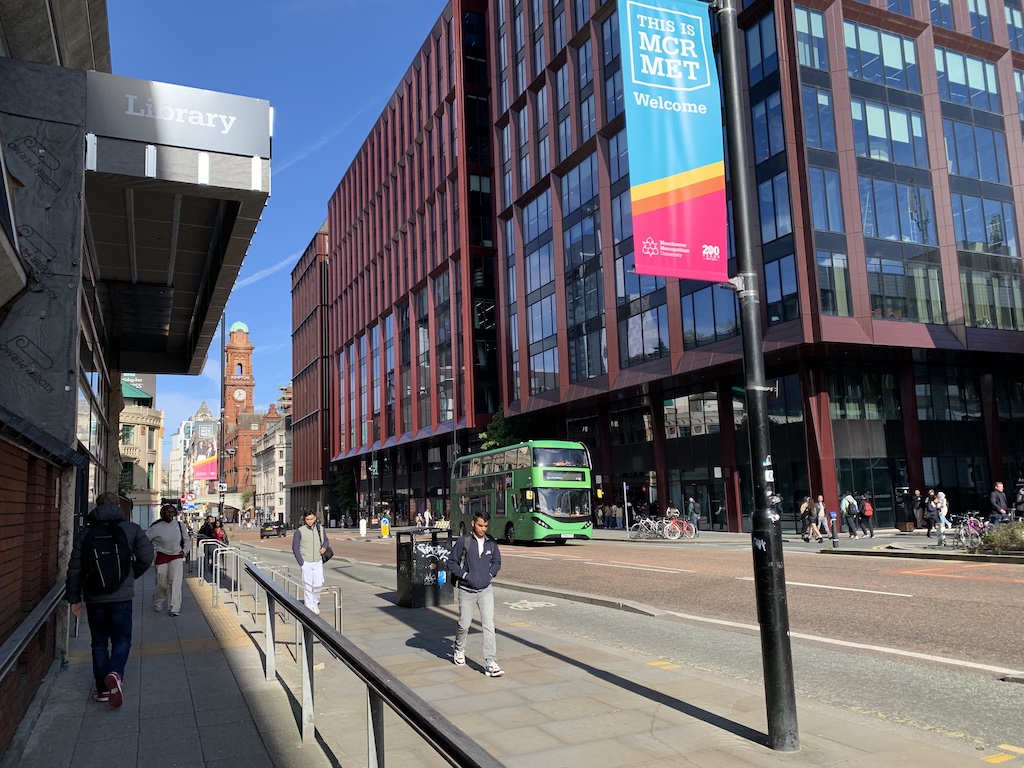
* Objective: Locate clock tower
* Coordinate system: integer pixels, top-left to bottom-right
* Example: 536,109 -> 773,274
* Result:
224,321 -> 255,425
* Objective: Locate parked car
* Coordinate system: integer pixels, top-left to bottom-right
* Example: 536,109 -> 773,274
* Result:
260,521 -> 286,538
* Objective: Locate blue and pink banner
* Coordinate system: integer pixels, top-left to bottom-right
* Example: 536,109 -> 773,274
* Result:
618,0 -> 727,281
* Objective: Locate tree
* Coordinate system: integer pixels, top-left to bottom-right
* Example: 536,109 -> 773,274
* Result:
479,405 -> 520,450
334,468 -> 356,515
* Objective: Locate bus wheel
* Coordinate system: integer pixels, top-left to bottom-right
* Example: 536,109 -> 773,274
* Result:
504,522 -> 516,545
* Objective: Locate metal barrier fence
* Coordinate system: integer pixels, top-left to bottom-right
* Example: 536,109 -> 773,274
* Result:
245,563 -> 504,768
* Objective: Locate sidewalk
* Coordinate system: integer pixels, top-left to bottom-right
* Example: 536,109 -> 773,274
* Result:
5,548 -> 1007,767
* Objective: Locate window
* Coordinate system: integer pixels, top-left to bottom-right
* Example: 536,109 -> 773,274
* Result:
887,0 -> 914,17
764,254 -> 798,324
802,86 -> 836,151
859,177 -> 936,244
930,0 -> 954,29
681,284 -> 739,348
746,12 -> 778,86
828,368 -> 901,420
558,116 -> 572,161
609,129 -> 629,183
529,347 -> 558,394
794,7 -> 828,70
120,425 -> 134,445
578,40 -> 593,88
751,91 -> 785,163
1007,0 -> 1024,53
961,267 -> 1024,329
602,11 -> 620,65
605,68 -> 624,120
616,250 -> 664,304
968,0 -> 992,40
561,153 -> 598,215
818,251 -> 852,317
569,327 -> 607,381
527,294 -> 557,343
844,21 -> 920,93
808,168 -> 844,232
950,193 -> 1018,257
146,463 -> 154,490
867,257 -> 944,323
618,304 -> 670,367
851,98 -> 928,167
943,119 -> 1009,184
758,171 -> 792,243
935,49 -> 1000,113
580,93 -> 596,142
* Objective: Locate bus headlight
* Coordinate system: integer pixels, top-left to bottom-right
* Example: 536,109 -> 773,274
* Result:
530,517 -> 553,529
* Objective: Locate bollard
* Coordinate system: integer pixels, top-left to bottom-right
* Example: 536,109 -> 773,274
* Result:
359,518 -> 367,538
381,516 -> 390,538
829,511 -> 839,549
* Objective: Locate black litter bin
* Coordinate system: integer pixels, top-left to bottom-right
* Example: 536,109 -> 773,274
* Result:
396,528 -> 455,608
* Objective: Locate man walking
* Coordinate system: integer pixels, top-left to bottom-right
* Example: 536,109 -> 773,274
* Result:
840,491 -> 860,538
990,481 -> 1011,524
446,511 -> 504,677
147,503 -> 191,616
66,492 -> 153,707
292,511 -> 330,614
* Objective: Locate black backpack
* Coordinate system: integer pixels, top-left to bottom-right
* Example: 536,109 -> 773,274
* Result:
81,520 -> 133,594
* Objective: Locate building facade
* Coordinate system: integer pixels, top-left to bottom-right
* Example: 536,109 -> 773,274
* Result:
117,378 -> 163,526
292,0 -> 1024,535
253,406 -> 292,525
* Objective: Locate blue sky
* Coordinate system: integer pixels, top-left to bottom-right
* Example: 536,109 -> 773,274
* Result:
107,0 -> 447,457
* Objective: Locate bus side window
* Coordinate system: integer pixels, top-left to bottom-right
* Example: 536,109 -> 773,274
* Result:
518,446 -> 529,468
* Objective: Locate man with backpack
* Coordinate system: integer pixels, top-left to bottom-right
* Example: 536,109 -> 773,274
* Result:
840,491 -> 860,538
445,511 -> 504,677
66,492 -> 153,708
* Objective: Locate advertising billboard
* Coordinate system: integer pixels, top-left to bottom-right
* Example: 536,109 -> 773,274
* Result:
618,0 -> 727,281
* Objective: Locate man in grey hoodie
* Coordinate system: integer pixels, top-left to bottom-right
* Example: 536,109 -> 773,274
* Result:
66,492 -> 153,708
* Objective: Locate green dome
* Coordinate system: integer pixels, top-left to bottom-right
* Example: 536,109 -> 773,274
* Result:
230,321 -> 249,333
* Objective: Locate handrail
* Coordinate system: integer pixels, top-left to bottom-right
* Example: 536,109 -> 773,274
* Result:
0,581 -> 66,681
246,563 -> 504,768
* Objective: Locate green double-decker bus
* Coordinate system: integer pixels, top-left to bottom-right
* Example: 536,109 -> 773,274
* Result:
451,440 -> 594,544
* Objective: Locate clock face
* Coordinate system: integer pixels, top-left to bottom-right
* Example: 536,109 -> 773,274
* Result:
233,388 -> 247,402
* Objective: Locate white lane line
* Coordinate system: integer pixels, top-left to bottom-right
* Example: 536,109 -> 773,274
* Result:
659,609 -> 1024,677
735,576 -> 913,597
586,562 -> 694,574
503,553 -> 552,560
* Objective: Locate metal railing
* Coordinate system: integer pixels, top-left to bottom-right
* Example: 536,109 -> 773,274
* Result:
260,564 -> 343,633
0,581 -> 73,682
246,563 -> 504,768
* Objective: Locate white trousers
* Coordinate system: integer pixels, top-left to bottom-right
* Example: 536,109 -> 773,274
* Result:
300,560 -> 324,610
154,557 -> 184,613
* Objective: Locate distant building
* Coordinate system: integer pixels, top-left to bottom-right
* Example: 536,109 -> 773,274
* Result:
118,378 -> 163,526
253,406 -> 292,525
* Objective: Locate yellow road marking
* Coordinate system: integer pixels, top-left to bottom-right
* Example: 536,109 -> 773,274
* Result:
648,661 -> 670,667
983,753 -> 1015,764
998,745 -> 1024,755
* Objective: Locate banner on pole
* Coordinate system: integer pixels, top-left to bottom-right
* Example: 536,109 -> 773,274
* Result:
618,0 -> 727,281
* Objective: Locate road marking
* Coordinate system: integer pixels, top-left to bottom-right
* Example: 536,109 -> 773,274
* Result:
735,577 -> 913,597
608,560 -> 695,573
648,660 -> 682,670
983,754 -> 1015,764
999,745 -> 1024,755
587,562 -> 695,574
660,608 -> 1024,677
505,600 -> 556,610
503,553 -> 553,560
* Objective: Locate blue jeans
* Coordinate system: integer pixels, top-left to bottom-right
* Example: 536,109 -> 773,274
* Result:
85,600 -> 133,693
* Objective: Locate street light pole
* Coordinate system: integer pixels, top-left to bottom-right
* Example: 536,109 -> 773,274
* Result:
712,0 -> 799,750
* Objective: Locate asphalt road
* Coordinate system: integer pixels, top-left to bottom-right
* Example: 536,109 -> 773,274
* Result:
234,528 -> 1024,754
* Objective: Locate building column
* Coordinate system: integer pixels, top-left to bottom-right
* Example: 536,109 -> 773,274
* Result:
716,380 -> 742,531
800,361 -> 839,517
980,373 -> 1003,483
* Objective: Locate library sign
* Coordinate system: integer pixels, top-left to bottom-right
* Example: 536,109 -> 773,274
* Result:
618,0 -> 727,281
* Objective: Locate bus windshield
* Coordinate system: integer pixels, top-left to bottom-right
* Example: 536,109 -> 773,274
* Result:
533,447 -> 589,468
533,488 -> 592,518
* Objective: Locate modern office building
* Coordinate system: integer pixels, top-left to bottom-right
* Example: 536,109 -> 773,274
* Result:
292,0 -> 1024,534
0,4 -> 271,752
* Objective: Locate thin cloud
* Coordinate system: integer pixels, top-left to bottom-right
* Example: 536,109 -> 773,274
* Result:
274,101 -> 378,174
234,253 -> 299,290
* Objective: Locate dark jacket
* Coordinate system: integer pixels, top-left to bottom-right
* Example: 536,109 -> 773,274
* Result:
446,533 -> 501,592
990,489 -> 1009,516
66,503 -> 154,604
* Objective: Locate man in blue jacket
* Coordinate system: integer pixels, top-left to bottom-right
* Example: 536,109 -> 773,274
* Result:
446,511 -> 503,677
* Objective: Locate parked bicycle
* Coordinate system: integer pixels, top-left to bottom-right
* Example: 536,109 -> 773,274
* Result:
627,515 -> 696,540
948,511 -> 991,551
